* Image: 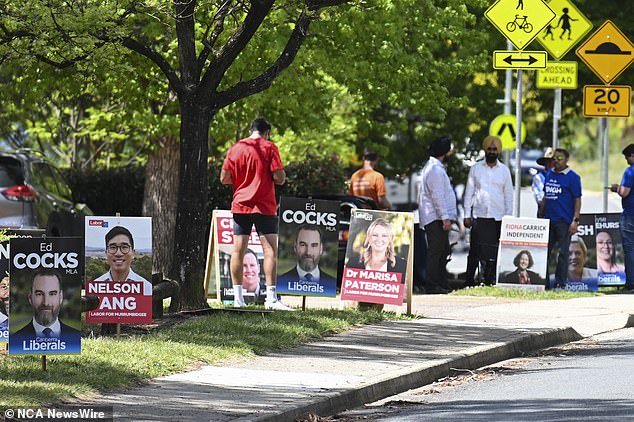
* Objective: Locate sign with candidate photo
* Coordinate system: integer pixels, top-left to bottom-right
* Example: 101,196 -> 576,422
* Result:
340,210 -> 413,306
0,230 -> 45,344
276,197 -> 339,297
85,217 -> 153,324
9,237 -> 83,355
542,213 -> 623,291
206,210 -> 266,305
496,216 -> 548,292
575,213 -> 624,287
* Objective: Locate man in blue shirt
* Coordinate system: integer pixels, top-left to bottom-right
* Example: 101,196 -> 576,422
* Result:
540,148 -> 582,289
611,144 -> 634,291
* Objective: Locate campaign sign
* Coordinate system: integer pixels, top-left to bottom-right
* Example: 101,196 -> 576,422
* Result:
340,210 -> 413,305
496,216 -> 548,292
559,214 -> 601,292
9,237 -> 83,355
208,210 -> 266,305
277,197 -> 339,297
543,214 -> 618,292
553,214 -> 623,289
85,217 -> 153,324
592,214 -> 625,286
0,230 -> 45,343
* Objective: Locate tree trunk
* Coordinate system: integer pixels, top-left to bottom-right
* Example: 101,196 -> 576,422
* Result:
172,99 -> 213,309
142,135 -> 180,279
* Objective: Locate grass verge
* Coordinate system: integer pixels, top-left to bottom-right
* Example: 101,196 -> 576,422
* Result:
0,308 -> 406,409
450,285 -> 607,299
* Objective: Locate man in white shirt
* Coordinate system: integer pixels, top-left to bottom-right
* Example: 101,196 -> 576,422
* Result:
419,136 -> 457,294
532,147 -> 554,210
463,136 -> 513,285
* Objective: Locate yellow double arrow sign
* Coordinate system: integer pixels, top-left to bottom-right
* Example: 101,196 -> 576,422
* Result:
493,51 -> 548,70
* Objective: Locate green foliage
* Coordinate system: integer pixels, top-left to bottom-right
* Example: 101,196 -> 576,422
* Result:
64,166 -> 145,216
283,155 -> 348,196
207,154 -> 347,220
65,154 -> 346,222
207,159 -> 234,213
85,257 -> 109,282
134,255 -> 153,280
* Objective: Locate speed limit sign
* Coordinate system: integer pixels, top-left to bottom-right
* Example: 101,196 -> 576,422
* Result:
583,85 -> 631,118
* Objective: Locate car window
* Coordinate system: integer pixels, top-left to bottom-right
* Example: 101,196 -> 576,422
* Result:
30,162 -> 63,198
49,166 -> 72,200
0,157 -> 24,187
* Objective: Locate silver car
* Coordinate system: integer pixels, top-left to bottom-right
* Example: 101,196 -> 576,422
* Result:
0,151 -> 92,236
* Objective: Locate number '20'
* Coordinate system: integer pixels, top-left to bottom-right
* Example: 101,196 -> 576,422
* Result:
594,89 -> 620,104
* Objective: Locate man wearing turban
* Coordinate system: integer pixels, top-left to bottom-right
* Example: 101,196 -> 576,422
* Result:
463,135 -> 513,286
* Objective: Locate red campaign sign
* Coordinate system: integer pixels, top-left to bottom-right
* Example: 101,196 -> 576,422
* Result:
339,267 -> 404,306
85,281 -> 152,324
216,216 -> 261,246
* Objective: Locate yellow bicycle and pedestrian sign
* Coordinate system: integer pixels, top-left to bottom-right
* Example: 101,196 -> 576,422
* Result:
485,0 -> 556,50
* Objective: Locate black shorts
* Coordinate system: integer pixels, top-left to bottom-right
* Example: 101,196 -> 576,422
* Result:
233,213 -> 279,235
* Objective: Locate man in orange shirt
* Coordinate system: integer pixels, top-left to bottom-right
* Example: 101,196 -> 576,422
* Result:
349,151 -> 392,210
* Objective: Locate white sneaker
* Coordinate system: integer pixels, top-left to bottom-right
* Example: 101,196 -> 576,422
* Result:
265,299 -> 294,311
233,298 -> 246,308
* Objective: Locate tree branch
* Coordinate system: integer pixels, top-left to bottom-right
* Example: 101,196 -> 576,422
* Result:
198,0 -> 274,94
197,0 -> 235,69
211,11 -> 313,109
121,37 -> 185,95
306,0 -> 352,11
174,0 -> 200,85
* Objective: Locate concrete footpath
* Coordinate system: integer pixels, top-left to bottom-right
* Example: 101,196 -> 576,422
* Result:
83,294 -> 634,421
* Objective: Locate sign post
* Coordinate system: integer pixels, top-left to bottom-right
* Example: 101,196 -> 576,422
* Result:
536,0 -> 591,150
577,20 -> 634,211
486,0 -> 555,216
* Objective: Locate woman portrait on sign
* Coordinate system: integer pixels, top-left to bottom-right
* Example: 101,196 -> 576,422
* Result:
503,250 -> 542,285
596,231 -> 625,274
568,236 -> 598,281
347,218 -> 406,275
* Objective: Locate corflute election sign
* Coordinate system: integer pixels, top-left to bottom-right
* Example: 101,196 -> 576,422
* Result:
85,217 -> 153,324
276,197 -> 340,297
9,237 -> 83,355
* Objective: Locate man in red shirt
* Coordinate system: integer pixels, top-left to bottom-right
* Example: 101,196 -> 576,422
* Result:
220,118 -> 291,310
